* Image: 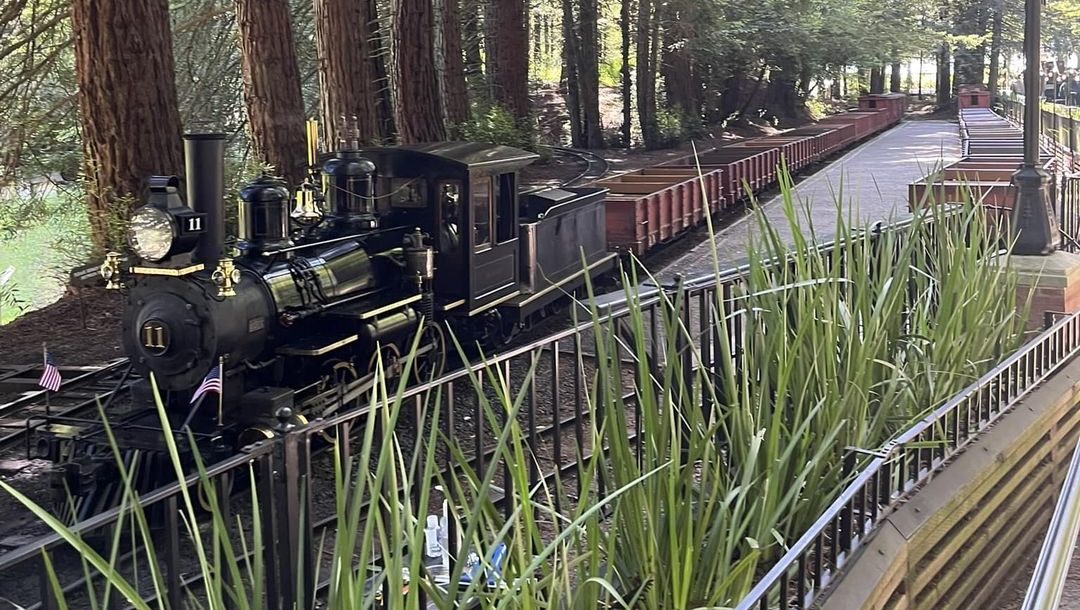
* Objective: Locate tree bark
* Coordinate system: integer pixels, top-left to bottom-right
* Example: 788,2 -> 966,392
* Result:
987,5 -> 1003,96
369,0 -> 397,139
236,0 -> 307,187
661,1 -> 695,120
576,0 -> 603,147
71,0 -> 183,252
488,0 -> 530,121
890,61 -> 902,93
936,44 -> 953,108
462,0 -> 485,97
394,0 -> 446,142
869,66 -> 883,94
620,0 -> 632,146
314,0 -> 380,147
436,0 -> 470,127
636,0 -> 658,148
561,0 -> 582,146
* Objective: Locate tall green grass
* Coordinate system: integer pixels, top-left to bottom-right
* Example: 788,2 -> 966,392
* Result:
0,180 -> 1023,610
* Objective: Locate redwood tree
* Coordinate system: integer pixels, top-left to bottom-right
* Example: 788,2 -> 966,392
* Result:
487,0 -> 530,121
236,0 -> 307,187
438,0 -> 470,127
71,0 -> 183,252
394,0 -> 446,142
314,0 -> 381,146
636,0 -> 659,148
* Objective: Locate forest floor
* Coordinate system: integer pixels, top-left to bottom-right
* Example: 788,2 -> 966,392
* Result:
0,93 -> 901,367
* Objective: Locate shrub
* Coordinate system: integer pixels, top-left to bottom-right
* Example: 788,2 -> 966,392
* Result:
453,105 -> 537,152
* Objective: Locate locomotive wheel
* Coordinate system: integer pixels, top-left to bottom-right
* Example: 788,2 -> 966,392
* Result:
367,344 -> 403,379
412,323 -> 447,384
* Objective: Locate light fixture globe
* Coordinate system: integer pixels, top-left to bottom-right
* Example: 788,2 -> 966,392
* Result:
127,205 -> 176,262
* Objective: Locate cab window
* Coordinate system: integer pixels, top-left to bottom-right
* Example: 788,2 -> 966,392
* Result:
471,177 -> 492,250
495,173 -> 516,243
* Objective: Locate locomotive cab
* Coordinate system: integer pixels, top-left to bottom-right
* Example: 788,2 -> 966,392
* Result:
359,143 -> 539,315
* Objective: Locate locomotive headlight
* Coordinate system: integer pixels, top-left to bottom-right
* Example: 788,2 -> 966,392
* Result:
128,206 -> 176,262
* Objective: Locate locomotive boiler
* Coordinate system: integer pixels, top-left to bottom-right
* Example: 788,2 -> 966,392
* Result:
96,128 -> 615,445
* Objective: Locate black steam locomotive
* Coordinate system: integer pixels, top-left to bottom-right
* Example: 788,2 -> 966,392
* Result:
94,129 -> 614,448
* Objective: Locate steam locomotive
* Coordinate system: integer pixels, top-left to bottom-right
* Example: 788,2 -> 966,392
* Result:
94,128 -> 614,448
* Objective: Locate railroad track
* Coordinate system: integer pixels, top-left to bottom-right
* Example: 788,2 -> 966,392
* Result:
0,359 -> 135,452
548,146 -> 611,187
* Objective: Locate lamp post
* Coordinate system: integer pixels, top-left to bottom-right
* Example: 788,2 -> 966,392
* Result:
1011,0 -> 1058,255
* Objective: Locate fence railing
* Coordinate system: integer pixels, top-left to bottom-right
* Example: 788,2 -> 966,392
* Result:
733,308 -> 1080,610
1001,96 -> 1080,171
0,211 -> 959,610
0,206 -> 1066,610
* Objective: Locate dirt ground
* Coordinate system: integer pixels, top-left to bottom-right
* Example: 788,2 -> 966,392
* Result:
0,285 -> 123,365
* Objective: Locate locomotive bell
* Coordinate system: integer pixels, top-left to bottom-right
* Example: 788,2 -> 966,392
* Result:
238,175 -> 291,252
403,229 -> 435,283
322,151 -> 377,230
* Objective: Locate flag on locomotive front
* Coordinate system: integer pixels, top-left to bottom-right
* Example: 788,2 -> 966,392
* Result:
38,349 -> 62,392
191,365 -> 221,404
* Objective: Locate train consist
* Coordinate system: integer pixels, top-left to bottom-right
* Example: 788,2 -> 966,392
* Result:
38,95 -> 906,509
909,85 -> 1053,215
598,92 -> 906,254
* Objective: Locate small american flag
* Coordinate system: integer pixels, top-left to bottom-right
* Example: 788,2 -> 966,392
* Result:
190,365 -> 221,404
38,351 -> 62,392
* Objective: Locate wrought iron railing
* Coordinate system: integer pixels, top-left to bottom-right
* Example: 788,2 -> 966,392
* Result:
0,208 -> 1057,610
733,309 -> 1080,610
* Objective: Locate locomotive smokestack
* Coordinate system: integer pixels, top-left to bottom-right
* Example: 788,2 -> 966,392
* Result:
184,133 -> 226,264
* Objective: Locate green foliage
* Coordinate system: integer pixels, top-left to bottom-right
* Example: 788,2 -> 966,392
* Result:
0,185 -> 91,324
0,169 -> 1026,609
454,105 -> 538,151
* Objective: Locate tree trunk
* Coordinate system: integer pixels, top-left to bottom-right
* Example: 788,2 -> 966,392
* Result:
869,66 -> 883,94
394,0 -> 446,142
577,0 -> 603,147
236,0 -> 307,187
766,59 -> 801,119
369,0 -> 397,139
488,0 -> 530,121
314,0 -> 380,147
661,1 -> 695,120
890,61 -> 902,93
636,0 -> 658,148
952,1 -> 987,87
620,0 -> 632,147
71,0 -> 183,252
936,44 -> 953,108
438,0 -> 470,127
561,0 -> 582,146
987,6 -> 1004,96
462,0 -> 485,97
721,72 -> 743,119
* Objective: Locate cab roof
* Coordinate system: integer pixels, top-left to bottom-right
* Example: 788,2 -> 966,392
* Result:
360,142 -> 540,175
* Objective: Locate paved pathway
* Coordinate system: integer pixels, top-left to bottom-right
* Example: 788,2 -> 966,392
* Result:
653,120 -> 962,280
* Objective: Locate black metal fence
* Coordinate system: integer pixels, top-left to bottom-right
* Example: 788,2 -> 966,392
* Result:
0,209 -> 1072,610
1001,96 -> 1080,171
732,308 -> 1080,610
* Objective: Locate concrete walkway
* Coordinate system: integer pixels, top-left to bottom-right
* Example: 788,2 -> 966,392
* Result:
654,120 -> 962,280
